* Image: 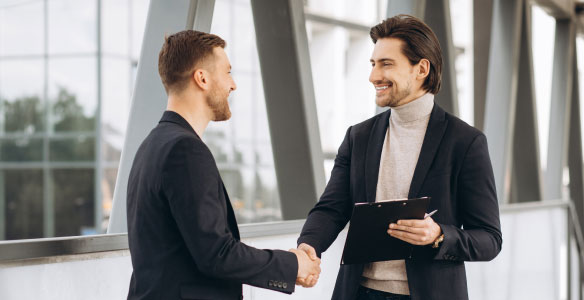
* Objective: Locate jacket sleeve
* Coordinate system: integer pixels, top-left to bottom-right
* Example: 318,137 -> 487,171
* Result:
162,138 -> 298,294
434,133 -> 503,261
297,127 -> 355,256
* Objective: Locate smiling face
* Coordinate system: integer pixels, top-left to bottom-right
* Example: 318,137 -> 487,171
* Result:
206,47 -> 237,121
369,37 -> 427,108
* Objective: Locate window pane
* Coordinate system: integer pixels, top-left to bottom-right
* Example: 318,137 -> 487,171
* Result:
450,0 -> 474,125
101,0 -> 129,56
48,0 -> 96,54
0,60 -> 45,133
0,0 -> 44,56
130,0 -> 149,60
209,0 -> 282,223
100,168 -> 117,231
102,57 -> 130,163
4,169 -> 43,240
0,138 -> 43,161
50,137 -> 95,162
306,22 -> 375,179
531,5 -> 556,171
53,169 -> 94,236
305,0 -> 380,25
48,58 -> 96,131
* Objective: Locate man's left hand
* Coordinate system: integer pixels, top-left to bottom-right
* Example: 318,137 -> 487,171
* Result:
387,217 -> 442,246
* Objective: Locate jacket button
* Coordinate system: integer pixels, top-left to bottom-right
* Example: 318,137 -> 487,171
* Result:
283,283 -> 288,289
268,280 -> 273,286
278,282 -> 283,288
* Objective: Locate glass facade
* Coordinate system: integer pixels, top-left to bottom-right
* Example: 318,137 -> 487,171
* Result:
1,0 -> 581,242
0,0 -> 149,240
207,0 -> 283,223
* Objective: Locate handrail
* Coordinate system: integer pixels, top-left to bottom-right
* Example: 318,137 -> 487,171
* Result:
0,219 -> 306,262
567,201 -> 584,273
0,200 -> 578,263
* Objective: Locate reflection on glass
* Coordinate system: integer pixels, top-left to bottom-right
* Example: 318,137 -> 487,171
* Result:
306,21 -> 375,179
305,0 -> 380,25
48,0 -> 96,55
531,5 -> 556,170
0,138 -> 43,162
0,0 -> 149,240
4,169 -> 44,240
0,1 -> 44,56
102,57 -> 131,150
50,137 -> 95,162
101,168 -> 118,231
49,59 -> 97,130
3,95 -> 45,133
209,0 -> 282,223
0,59 -> 45,133
52,87 -> 95,132
101,0 -> 130,56
53,169 -> 94,236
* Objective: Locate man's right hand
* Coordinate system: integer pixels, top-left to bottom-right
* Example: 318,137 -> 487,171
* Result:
289,246 -> 321,288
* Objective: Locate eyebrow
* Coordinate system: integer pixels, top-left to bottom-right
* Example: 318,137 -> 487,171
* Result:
370,58 -> 395,63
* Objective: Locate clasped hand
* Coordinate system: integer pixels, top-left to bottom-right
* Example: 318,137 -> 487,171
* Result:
289,243 -> 321,287
387,215 -> 442,245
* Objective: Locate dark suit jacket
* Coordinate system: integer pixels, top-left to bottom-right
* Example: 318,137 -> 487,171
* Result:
298,104 -> 502,300
127,111 -> 297,300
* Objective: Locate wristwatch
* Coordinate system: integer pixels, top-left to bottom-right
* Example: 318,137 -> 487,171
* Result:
432,234 -> 444,248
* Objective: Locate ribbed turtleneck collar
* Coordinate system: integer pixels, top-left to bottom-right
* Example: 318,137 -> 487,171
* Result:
389,93 -> 434,124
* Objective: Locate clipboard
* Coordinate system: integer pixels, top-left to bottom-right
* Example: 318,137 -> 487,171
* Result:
340,197 -> 431,265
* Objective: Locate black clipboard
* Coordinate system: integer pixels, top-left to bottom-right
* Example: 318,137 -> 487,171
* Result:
340,197 -> 431,265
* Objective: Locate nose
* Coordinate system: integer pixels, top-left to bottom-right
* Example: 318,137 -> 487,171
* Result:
231,78 -> 237,91
369,65 -> 383,84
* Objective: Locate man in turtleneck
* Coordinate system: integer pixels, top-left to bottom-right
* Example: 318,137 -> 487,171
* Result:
295,15 -> 502,300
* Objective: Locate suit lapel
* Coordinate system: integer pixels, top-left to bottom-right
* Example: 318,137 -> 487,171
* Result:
365,110 -> 391,203
408,104 -> 448,198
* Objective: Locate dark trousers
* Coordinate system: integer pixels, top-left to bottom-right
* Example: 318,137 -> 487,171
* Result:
356,286 -> 411,300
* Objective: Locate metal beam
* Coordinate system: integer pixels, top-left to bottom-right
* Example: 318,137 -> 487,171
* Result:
483,0 -> 523,204
95,0 -> 103,234
108,0 -> 214,233
423,0 -> 459,115
0,171 -> 4,240
533,0 -> 574,19
544,19 -> 575,200
509,2 -> 543,203
568,41 -> 584,245
250,0 -> 326,220
304,12 -> 370,33
473,0 -> 493,131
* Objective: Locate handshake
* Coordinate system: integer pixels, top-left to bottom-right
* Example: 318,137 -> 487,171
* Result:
289,243 -> 321,288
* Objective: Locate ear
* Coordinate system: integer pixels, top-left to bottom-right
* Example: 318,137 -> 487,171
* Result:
192,69 -> 210,91
416,58 -> 431,80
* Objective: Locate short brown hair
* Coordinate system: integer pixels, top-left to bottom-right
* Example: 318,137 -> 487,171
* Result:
370,15 -> 442,94
158,30 -> 226,94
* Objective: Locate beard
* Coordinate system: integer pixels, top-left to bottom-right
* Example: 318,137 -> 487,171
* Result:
375,80 -> 412,108
206,85 -> 231,121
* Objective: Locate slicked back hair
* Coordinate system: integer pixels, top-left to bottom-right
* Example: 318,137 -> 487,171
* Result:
370,14 -> 442,94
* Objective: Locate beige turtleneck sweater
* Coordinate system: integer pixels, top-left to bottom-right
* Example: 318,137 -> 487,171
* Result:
361,93 -> 435,295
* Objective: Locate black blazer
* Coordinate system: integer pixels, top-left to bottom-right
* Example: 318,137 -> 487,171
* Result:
127,111 -> 297,300
298,104 -> 502,300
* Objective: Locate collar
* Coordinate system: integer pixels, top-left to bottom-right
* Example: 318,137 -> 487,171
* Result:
159,110 -> 200,139
390,93 -> 435,124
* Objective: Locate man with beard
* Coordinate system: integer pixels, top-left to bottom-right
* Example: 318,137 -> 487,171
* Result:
126,30 -> 320,300
295,15 -> 502,300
